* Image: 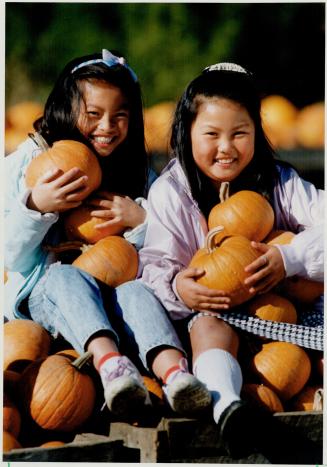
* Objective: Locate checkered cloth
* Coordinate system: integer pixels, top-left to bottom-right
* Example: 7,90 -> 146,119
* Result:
188,305 -> 324,351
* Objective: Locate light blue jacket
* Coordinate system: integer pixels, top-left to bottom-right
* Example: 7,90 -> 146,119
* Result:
4,135 -> 156,320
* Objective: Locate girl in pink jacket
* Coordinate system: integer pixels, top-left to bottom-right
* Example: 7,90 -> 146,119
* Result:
138,63 -> 324,457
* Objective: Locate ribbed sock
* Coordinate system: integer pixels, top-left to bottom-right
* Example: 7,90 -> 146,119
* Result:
193,348 -> 242,424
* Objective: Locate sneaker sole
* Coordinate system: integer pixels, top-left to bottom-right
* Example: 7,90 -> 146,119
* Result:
105,378 -> 148,418
170,385 -> 212,414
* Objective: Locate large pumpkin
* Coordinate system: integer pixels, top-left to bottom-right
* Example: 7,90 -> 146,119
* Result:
4,320 -> 51,372
266,230 -> 324,303
25,140 -> 102,199
241,383 -> 284,413
247,292 -> 297,324
189,227 -> 261,307
3,393 -> 21,438
20,352 -> 96,432
251,342 -> 311,400
208,191 -> 274,242
64,205 -> 124,244
73,236 -> 138,287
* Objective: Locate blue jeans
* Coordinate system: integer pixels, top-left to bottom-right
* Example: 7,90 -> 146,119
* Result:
28,263 -> 184,370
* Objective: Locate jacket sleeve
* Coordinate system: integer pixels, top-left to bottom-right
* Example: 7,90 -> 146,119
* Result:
138,176 -> 206,320
4,147 -> 58,274
273,166 -> 324,281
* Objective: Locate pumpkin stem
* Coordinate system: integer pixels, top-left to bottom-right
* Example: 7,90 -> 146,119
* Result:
44,241 -> 85,253
206,226 -> 225,253
72,351 -> 93,371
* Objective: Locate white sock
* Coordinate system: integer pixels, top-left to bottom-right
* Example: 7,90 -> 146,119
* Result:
193,348 -> 242,424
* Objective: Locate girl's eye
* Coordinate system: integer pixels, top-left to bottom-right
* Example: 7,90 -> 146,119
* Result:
87,111 -> 99,117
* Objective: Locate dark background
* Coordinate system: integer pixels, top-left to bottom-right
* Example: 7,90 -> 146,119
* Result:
5,3 -> 325,108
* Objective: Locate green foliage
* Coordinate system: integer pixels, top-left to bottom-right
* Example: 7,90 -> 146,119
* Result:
5,3 -> 325,109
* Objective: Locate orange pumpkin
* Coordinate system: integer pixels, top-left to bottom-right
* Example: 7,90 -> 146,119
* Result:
189,226 -> 261,307
291,385 -> 323,412
251,342 -> 311,400
266,230 -> 324,303
64,205 -> 124,244
247,292 -> 297,324
295,102 -> 324,149
3,393 -> 21,438
144,101 -> 175,153
241,383 -> 284,413
143,376 -> 164,402
40,441 -> 66,448
25,140 -> 102,199
6,101 -> 43,133
3,430 -> 22,452
4,320 -> 51,372
261,95 -> 298,149
73,236 -> 138,287
208,191 -> 274,242
20,352 -> 96,432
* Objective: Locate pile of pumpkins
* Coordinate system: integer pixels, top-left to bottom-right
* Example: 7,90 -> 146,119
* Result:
3,319 -> 164,452
3,142 -> 324,453
189,190 -> 324,415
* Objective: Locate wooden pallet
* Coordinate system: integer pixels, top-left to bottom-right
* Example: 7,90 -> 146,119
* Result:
3,411 -> 323,463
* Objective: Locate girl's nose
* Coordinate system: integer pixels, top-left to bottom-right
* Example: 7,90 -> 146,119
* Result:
98,116 -> 115,131
218,136 -> 232,154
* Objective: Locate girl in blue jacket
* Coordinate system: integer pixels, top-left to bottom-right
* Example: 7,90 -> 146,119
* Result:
5,49 -> 211,419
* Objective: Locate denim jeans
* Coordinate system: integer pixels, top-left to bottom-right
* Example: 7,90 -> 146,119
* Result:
28,263 -> 184,369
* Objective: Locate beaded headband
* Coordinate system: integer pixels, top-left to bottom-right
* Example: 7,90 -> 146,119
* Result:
203,62 -> 250,75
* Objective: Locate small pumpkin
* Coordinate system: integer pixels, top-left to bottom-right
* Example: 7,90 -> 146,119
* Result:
290,385 -> 323,412
295,102 -> 324,149
3,393 -> 21,438
247,292 -> 297,324
241,383 -> 284,413
251,342 -> 311,400
266,230 -> 324,303
261,95 -> 298,149
4,320 -> 51,372
73,236 -> 138,287
189,226 -> 261,307
40,441 -> 66,448
25,140 -> 102,199
3,430 -> 22,452
20,352 -> 96,432
208,190 -> 274,242
143,376 -> 164,402
64,205 -> 124,244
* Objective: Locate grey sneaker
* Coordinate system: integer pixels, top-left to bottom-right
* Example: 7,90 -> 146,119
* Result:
163,373 -> 212,415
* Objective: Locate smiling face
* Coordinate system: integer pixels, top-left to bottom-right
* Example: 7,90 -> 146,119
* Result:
77,79 -> 130,158
190,97 -> 255,190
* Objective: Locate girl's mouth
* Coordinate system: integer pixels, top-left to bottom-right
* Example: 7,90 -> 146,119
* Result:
92,136 -> 115,145
215,158 -> 235,165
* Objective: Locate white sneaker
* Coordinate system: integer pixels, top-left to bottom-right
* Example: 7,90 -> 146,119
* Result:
100,355 -> 151,418
163,373 -> 212,415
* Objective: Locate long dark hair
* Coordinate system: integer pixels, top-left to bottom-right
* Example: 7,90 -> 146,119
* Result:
34,52 -> 148,199
170,67 -> 279,218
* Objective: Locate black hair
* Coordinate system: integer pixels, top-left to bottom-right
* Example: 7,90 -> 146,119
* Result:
170,67 -> 279,218
34,51 -> 148,199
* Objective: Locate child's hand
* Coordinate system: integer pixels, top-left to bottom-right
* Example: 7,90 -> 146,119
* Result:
27,167 -> 89,213
87,191 -> 146,230
244,241 -> 286,294
176,267 -> 231,312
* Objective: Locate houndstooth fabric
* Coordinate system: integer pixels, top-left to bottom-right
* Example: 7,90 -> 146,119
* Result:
188,302 -> 324,351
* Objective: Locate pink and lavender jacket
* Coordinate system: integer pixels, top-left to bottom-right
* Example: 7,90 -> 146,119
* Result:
138,158 -> 324,320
